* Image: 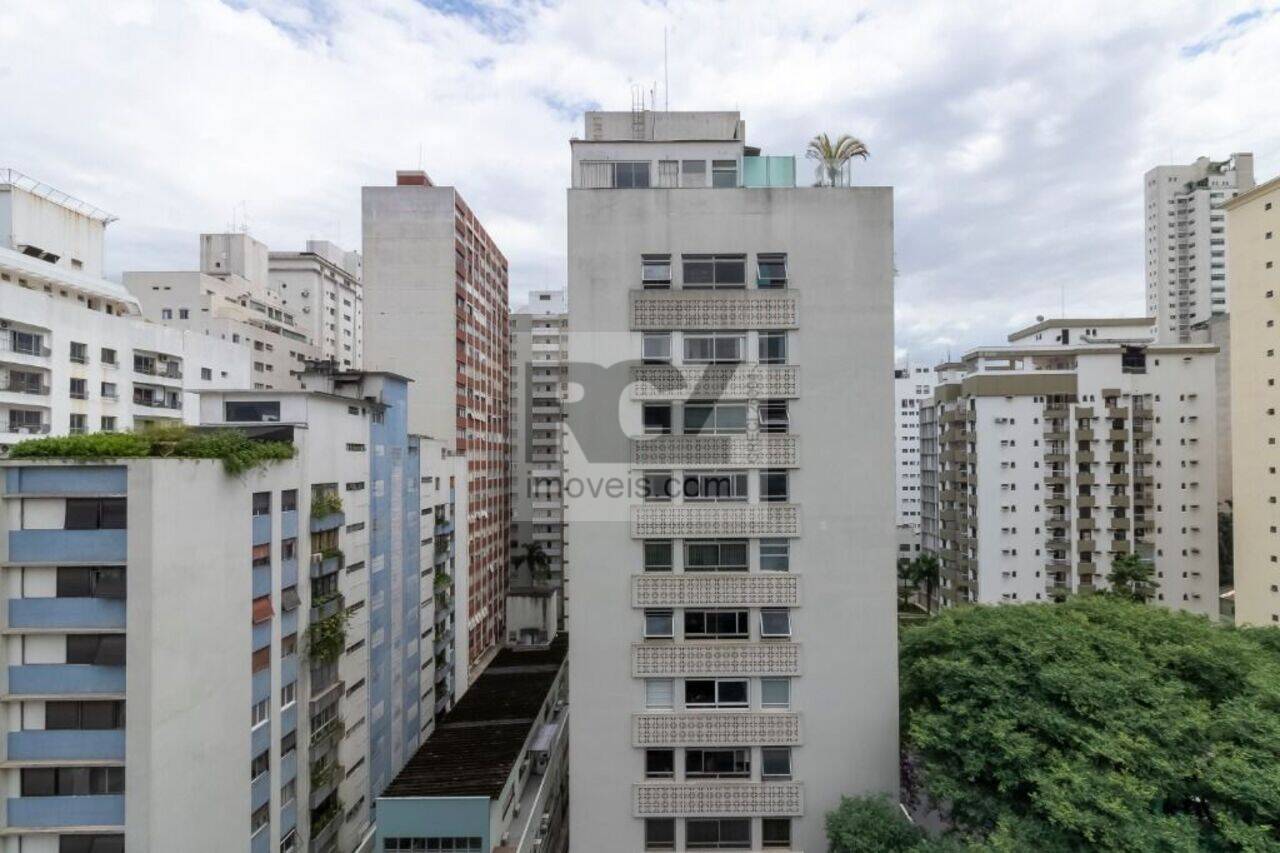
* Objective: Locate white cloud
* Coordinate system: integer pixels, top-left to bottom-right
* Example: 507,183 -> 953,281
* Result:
1,0 -> 1276,361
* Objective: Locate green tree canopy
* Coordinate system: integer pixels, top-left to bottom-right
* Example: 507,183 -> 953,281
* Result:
1105,552 -> 1157,603
827,794 -> 964,852
900,597 -> 1280,851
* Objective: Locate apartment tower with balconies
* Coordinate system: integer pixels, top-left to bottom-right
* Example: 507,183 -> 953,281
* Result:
922,318 -> 1218,613
565,110 -> 899,852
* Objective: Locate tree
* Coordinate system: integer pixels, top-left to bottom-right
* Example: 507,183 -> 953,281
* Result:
900,596 -> 1280,851
1105,552 -> 1156,603
512,541 -> 551,585
826,794 -> 967,852
806,132 -> 869,186
906,554 -> 942,615
1219,501 -> 1234,588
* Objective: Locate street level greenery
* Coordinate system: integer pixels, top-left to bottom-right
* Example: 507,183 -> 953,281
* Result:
8,426 -> 294,475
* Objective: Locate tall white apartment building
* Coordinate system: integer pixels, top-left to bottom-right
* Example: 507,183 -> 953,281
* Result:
0,367 -> 442,853
124,233 -> 321,389
921,318 -> 1219,614
894,361 -> 936,531
1145,154 -> 1255,342
269,241 -> 364,369
0,171 -> 249,450
565,111 -> 899,852
509,289 -> 568,627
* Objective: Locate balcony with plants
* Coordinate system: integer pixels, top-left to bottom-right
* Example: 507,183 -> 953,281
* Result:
309,491 -> 344,532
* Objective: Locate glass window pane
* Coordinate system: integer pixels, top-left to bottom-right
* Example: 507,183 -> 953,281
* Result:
761,609 -> 791,637
643,541 -> 673,571
683,257 -> 715,284
761,678 -> 790,708
714,258 -> 745,284
683,405 -> 712,434
717,405 -> 746,433
680,161 -> 706,188
717,680 -> 748,706
760,539 -> 789,571
645,678 -> 674,708
685,680 -> 716,706
99,499 -> 127,530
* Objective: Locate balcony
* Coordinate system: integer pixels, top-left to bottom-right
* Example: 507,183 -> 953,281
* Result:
7,664 -> 126,697
310,551 -> 343,578
252,513 -> 272,546
7,729 -> 125,761
9,597 -> 126,630
631,434 -> 798,468
131,391 -> 182,410
632,642 -> 801,677
309,512 -> 344,533
631,504 -> 800,538
0,378 -> 50,396
629,289 -> 798,331
742,156 -> 796,188
4,421 -> 52,436
632,573 -> 799,607
0,336 -> 52,359
7,794 -> 124,828
310,592 -> 344,622
7,529 -> 127,564
633,712 -> 801,747
633,782 -> 802,817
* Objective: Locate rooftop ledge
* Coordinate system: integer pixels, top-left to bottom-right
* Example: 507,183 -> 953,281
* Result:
3,426 -> 296,476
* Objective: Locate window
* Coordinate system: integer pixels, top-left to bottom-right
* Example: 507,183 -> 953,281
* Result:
161,308 -> 173,320
64,498 -> 126,530
711,160 -> 738,188
69,378 -> 87,400
282,489 -> 298,512
643,255 -> 672,287
251,750 -> 270,781
644,609 -> 674,638
252,492 -> 271,517
281,730 -> 297,757
21,766 -> 124,796
644,540 -> 674,571
613,161 -> 651,188
758,331 -> 787,364
760,678 -> 791,709
685,679 -> 748,708
68,414 -> 87,435
756,253 -> 788,288
225,401 -> 281,422
760,609 -> 792,638
683,471 -> 748,502
280,829 -> 299,852
762,818 -> 792,849
683,331 -> 744,364
759,539 -> 790,572
252,698 -> 270,728
644,471 -> 677,502
686,748 -> 750,779
57,566 -> 126,599
686,817 -> 750,849
646,749 -> 675,778
684,402 -> 746,434
680,160 -> 706,188
179,308 -> 190,319
642,333 -> 672,364
759,400 -> 789,433
200,367 -> 212,380
45,700 -> 125,730
645,818 -> 676,850
643,403 -> 673,434
251,803 -> 269,835
281,681 -> 297,708
656,160 -> 679,187
281,778 -> 296,806
69,342 -> 87,364
58,834 -> 124,853
682,255 -> 746,288
100,347 -> 117,366
101,381 -> 117,399
760,470 -> 789,502
645,678 -> 674,709
761,747 -> 792,779
685,609 -> 749,639
685,540 -> 748,571
66,634 -> 125,666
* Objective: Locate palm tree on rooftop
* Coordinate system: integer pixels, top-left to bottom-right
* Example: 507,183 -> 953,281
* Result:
806,132 -> 870,186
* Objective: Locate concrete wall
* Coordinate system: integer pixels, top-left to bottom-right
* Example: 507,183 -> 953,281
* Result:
0,185 -> 107,277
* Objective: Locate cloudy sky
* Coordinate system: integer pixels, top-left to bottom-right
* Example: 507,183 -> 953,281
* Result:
2,0 -> 1277,362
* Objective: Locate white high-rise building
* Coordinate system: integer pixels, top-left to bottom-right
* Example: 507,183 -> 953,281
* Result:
565,111 -> 899,853
0,170 -> 249,450
894,361 -> 936,531
509,289 -> 567,632
921,318 -> 1219,614
269,241 -> 364,369
1145,154 -> 1254,342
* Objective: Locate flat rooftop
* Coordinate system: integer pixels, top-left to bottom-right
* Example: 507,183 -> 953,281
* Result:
381,633 -> 568,799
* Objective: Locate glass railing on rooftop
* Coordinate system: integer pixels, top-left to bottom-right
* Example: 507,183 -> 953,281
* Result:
742,156 -> 796,188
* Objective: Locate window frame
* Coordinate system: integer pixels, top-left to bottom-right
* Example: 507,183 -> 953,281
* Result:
684,539 -> 748,572
643,608 -> 675,639
642,333 -> 673,364
760,608 -> 792,639
683,401 -> 747,435
683,331 -> 745,364
760,678 -> 791,710
684,678 -> 749,709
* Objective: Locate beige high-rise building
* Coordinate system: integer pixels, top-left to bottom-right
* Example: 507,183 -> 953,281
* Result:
1226,175 -> 1280,626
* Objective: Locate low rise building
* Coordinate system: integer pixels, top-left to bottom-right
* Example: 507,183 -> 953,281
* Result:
921,318 -> 1219,614
375,634 -> 568,853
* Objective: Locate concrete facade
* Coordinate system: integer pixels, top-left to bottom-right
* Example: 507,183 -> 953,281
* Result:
0,175 -> 250,449
509,289 -> 568,633
921,318 -> 1219,615
894,361 -> 936,533
362,171 -> 512,690
269,241 -> 364,370
1145,155 -> 1255,342
565,111 -> 899,853
1226,176 -> 1280,626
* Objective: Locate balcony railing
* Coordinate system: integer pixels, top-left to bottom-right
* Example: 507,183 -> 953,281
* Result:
0,338 -> 52,357
0,380 -> 50,395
